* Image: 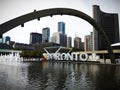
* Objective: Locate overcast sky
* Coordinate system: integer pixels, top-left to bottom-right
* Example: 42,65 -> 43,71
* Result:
0,0 -> 120,44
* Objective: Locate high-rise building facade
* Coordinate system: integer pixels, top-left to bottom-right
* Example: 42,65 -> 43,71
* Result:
81,42 -> 84,50
51,32 -> 60,44
58,22 -> 65,35
62,34 -> 67,47
67,37 -> 72,48
90,32 -> 94,50
51,32 -> 67,47
42,27 -> 50,42
30,32 -> 42,44
84,35 -> 91,51
51,21 -> 67,47
74,36 -> 81,49
93,5 -> 119,50
3,36 -> 11,44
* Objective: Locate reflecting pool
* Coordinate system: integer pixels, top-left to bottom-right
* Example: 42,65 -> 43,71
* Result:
0,61 -> 120,90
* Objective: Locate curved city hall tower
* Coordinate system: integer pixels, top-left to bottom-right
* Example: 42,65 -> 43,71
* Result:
93,5 -> 119,50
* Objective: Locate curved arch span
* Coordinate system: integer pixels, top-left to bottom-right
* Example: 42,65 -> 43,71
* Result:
0,8 -> 115,63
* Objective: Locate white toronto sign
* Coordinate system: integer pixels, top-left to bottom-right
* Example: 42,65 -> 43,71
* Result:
43,52 -> 89,61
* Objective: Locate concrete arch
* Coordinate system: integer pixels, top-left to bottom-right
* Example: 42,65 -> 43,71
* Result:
0,8 -> 115,63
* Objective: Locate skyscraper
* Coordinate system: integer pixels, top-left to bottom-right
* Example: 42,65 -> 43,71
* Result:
58,22 -> 65,35
81,42 -> 84,50
93,5 -> 119,50
84,34 -> 93,51
67,37 -> 72,48
3,36 -> 11,44
74,36 -> 81,49
51,32 -> 60,44
51,32 -> 67,47
42,27 -> 50,42
84,32 -> 94,51
30,32 -> 42,44
51,21 -> 67,47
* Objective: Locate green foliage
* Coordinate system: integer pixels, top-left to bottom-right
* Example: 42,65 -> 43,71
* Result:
20,50 -> 44,58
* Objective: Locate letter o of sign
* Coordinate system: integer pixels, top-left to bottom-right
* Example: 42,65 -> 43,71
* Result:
80,53 -> 88,61
61,53 -> 67,60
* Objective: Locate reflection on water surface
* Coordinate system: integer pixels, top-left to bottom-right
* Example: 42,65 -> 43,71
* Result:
0,61 -> 120,90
